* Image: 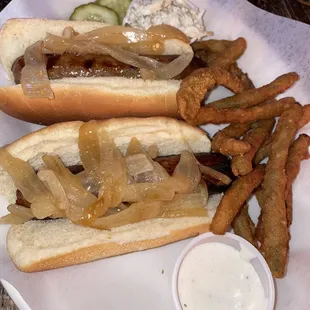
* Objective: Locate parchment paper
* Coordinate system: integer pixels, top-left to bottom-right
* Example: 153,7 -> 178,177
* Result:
0,0 -> 309,309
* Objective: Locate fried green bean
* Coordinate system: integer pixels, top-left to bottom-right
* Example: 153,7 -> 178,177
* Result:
208,73 -> 299,110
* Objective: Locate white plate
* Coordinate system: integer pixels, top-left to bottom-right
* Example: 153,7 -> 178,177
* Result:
0,1 -> 310,309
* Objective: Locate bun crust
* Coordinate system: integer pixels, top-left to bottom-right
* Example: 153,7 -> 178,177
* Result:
0,78 -> 181,125
0,117 -> 215,272
8,219 -> 212,272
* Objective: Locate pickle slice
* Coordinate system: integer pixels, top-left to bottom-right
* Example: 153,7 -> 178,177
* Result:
70,3 -> 119,25
96,0 -> 131,22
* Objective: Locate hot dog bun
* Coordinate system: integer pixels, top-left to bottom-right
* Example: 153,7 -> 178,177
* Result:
0,77 -> 181,125
0,19 -> 192,125
0,117 -> 218,272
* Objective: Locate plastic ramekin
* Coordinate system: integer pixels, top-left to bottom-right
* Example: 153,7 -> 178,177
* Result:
172,232 -> 275,310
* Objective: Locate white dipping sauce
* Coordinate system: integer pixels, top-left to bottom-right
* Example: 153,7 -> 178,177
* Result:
178,242 -> 267,310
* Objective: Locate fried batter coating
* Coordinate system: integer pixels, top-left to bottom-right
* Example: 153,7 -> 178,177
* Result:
177,68 -> 245,120
192,38 -> 254,90
228,63 -> 255,90
285,134 -> 310,225
194,50 -> 217,67
208,73 -> 299,110
212,132 -> 251,156
211,123 -> 252,156
208,38 -> 247,69
298,104 -> 310,128
196,55 -> 254,90
260,104 -> 303,278
231,119 -> 275,176
253,139 -> 272,165
286,187 -> 293,227
254,105 -> 309,165
192,38 -> 246,70
219,122 -> 252,137
232,204 -> 257,247
255,187 -> 265,243
191,39 -> 232,53
190,97 -> 295,126
210,165 -> 264,235
285,134 -> 310,193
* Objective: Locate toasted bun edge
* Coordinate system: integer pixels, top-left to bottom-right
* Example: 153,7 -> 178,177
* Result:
7,219 -> 213,272
0,78 -> 181,125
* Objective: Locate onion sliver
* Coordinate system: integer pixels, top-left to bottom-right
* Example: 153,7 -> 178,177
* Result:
196,179 -> 209,205
172,151 -> 201,194
21,41 -> 54,98
126,137 -> 146,156
140,51 -> 193,80
92,198 -> 207,230
31,199 -> 59,219
199,163 -> 232,185
7,204 -> 34,220
38,163 -> 97,222
134,162 -> 170,183
37,169 -> 70,210
125,153 -> 154,177
72,24 -> 189,45
126,138 -> 169,183
43,155 -> 82,187
78,121 -> 101,174
62,26 -> 78,38
123,182 -> 175,202
79,121 -> 127,211
0,148 -> 57,219
148,144 -> 158,159
0,214 -> 29,225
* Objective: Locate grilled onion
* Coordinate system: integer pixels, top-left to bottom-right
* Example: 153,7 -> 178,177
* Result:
148,144 -> 158,159
171,151 -> 201,194
78,121 -> 127,211
44,25 -> 193,80
21,24 -> 191,99
21,41 -> 54,99
125,153 -> 154,177
198,163 -> 232,185
0,214 -> 30,225
125,140 -> 169,183
7,204 -> 34,220
123,182 -> 175,202
0,148 -> 57,219
126,137 -> 145,155
45,35 -> 162,69
72,24 -> 189,46
38,169 -> 97,222
91,198 -> 207,230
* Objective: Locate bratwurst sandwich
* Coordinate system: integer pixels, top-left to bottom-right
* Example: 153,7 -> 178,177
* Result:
0,19 -> 210,125
0,117 -> 232,272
